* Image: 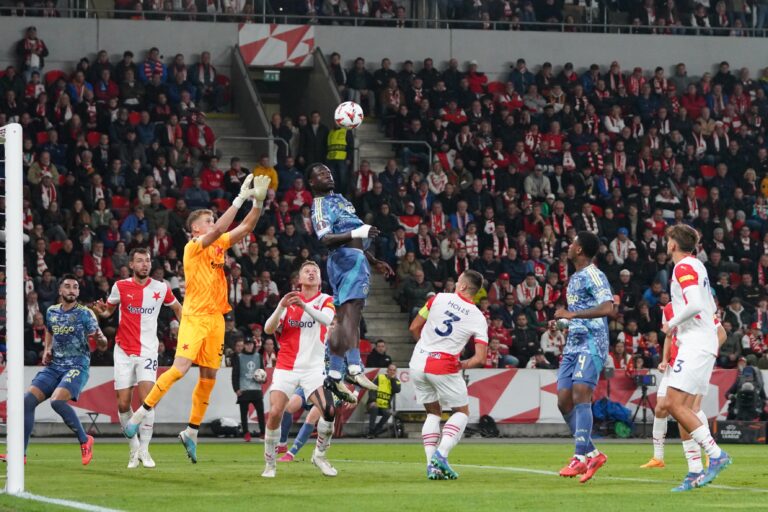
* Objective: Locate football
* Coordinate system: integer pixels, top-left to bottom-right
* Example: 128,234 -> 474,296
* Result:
334,101 -> 364,129
253,369 -> 267,383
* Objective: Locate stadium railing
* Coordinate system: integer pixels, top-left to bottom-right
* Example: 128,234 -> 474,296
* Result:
10,7 -> 768,38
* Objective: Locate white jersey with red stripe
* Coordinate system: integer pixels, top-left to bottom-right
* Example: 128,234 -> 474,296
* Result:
276,292 -> 334,371
107,278 -> 178,357
670,255 -> 718,355
409,292 -> 488,375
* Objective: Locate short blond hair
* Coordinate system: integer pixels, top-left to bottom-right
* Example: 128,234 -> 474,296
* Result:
187,209 -> 215,232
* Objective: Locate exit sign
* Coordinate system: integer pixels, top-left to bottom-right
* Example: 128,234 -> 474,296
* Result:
264,70 -> 280,82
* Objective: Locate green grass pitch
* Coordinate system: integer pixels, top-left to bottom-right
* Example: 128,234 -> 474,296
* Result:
1,441 -> 767,511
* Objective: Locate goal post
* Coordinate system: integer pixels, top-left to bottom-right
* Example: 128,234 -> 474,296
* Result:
2,123 -> 24,495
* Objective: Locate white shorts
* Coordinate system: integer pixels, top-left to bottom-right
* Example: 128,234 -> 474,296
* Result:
114,345 -> 158,390
666,348 -> 715,397
657,367 -> 671,398
269,368 -> 324,398
410,369 -> 468,408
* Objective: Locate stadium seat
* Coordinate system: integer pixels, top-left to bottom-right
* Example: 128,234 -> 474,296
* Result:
181,176 -> 193,190
86,131 -> 102,148
216,74 -> 231,103
212,198 -> 230,212
35,131 -> 49,146
695,186 -> 708,200
44,69 -> 66,86
160,197 -> 177,210
700,165 -> 717,179
591,205 -> 604,217
111,195 -> 130,218
359,339 -> 373,358
48,240 -> 63,255
127,111 -> 141,126
487,81 -> 506,95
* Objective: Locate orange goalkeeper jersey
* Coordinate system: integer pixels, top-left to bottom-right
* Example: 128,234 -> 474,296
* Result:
182,232 -> 232,316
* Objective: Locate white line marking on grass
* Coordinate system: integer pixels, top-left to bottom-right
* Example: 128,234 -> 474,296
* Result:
10,492 -> 124,512
338,459 -> 768,494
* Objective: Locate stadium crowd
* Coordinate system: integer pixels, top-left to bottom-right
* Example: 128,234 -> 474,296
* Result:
4,23 -> 768,382
5,1 -> 768,37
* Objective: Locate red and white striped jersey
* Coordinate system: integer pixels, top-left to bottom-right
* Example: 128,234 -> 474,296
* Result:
107,278 -> 178,357
276,292 -> 334,371
409,293 -> 488,375
670,255 -> 718,355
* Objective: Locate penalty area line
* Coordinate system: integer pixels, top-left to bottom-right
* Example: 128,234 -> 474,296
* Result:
339,459 -> 768,494
6,492 -> 124,512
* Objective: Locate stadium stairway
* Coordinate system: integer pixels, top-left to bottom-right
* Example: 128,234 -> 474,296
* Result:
363,274 -> 413,367
356,119 -> 396,173
207,113 -> 262,169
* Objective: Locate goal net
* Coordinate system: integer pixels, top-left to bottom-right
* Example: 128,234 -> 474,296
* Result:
1,123 -> 24,495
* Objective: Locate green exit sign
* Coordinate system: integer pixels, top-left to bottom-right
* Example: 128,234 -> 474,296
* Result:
264,70 -> 280,82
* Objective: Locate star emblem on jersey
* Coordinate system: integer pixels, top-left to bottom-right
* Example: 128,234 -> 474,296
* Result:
214,246 -> 223,256
182,344 -> 189,351
153,292 -> 161,301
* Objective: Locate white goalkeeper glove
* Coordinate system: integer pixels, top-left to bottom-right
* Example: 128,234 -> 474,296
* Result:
232,174 -> 255,209
250,175 -> 270,209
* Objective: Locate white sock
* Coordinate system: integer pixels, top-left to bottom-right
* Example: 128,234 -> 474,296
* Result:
184,425 -> 198,442
652,416 -> 668,461
347,364 -> 362,375
587,449 -> 600,458
436,412 -> 468,458
690,425 -> 722,458
264,428 -> 280,465
422,414 -> 442,464
119,410 -> 141,451
682,439 -> 703,473
695,410 -> 710,433
130,406 -> 149,426
315,418 -> 334,454
140,409 -> 155,451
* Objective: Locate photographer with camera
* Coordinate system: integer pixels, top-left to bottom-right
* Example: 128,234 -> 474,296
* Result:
726,356 -> 766,421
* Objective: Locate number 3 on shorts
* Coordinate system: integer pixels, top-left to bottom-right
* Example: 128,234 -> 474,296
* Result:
673,359 -> 684,373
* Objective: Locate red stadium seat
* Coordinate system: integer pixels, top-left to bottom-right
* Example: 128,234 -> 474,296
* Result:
127,111 -> 141,126
86,131 -> 102,148
44,69 -> 66,86
160,197 -> 177,210
359,339 -> 373,358
487,81 -> 506,95
35,131 -> 49,146
591,205 -> 604,217
700,165 -> 717,179
181,176 -> 193,190
48,240 -> 63,255
212,198 -> 230,212
111,195 -> 130,218
694,186 -> 708,201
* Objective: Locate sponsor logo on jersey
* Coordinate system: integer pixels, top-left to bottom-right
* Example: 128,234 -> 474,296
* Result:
210,261 -> 226,270
288,319 -> 316,328
127,305 -> 156,315
51,324 -> 76,335
678,274 -> 695,283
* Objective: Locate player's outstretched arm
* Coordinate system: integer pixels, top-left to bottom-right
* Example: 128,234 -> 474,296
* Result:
228,175 -> 271,245
365,250 -> 394,277
319,225 -> 380,248
91,299 -> 117,318
554,300 -> 613,320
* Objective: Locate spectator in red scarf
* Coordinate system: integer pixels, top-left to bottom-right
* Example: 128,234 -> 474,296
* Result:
16,26 -> 48,82
138,47 -> 168,83
186,113 -> 216,159
191,51 -> 225,112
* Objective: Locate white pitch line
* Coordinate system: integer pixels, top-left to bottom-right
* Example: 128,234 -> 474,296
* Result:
338,459 -> 768,494
8,492 -> 124,512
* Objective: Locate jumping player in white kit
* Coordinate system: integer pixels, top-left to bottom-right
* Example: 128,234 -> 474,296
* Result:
262,261 -> 339,478
663,225 -> 732,491
92,248 -> 182,468
408,270 -> 488,480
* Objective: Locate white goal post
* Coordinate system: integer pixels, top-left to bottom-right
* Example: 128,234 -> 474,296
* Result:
2,123 -> 24,495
